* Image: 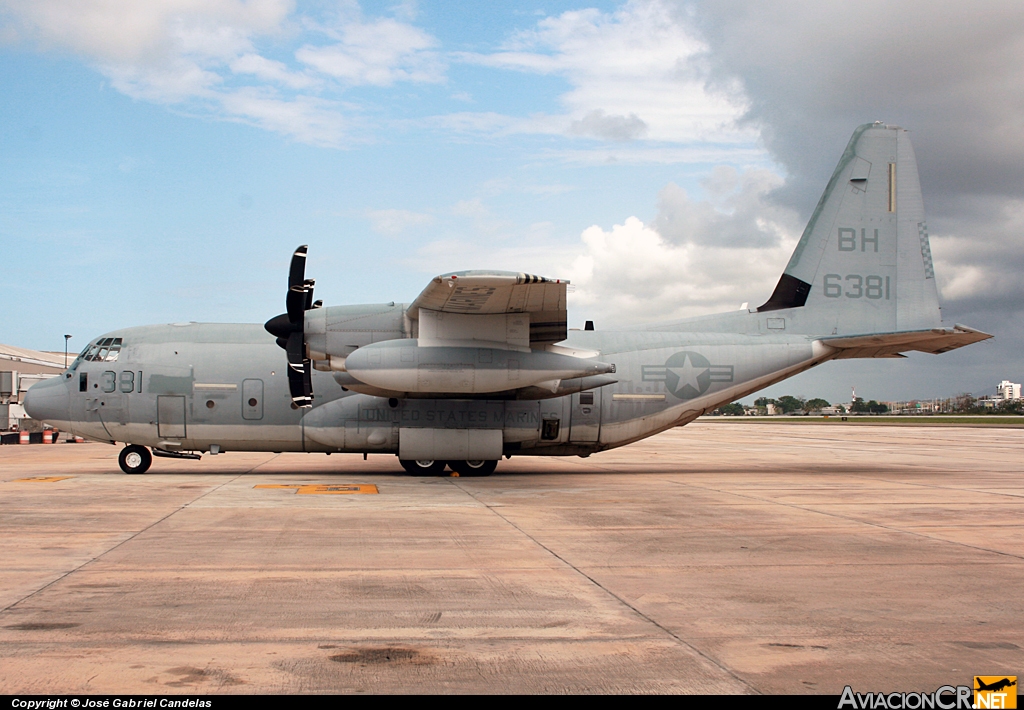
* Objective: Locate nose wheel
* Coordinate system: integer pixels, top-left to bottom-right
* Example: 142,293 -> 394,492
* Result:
119,445 -> 153,475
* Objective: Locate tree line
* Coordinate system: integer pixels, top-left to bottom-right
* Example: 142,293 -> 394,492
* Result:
713,394 -> 1023,416
714,396 -> 887,416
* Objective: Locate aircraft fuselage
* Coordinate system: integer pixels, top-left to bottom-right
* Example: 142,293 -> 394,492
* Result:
32,320 -> 829,458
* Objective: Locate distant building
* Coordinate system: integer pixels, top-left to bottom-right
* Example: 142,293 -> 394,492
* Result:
1,343 -> 65,430
996,380 -> 1021,401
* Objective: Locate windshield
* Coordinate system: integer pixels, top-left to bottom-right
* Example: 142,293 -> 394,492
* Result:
69,337 -> 124,371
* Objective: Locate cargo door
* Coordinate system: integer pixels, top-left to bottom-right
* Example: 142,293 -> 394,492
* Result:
569,388 -> 601,443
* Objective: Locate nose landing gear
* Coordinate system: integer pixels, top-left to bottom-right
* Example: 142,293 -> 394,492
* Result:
119,444 -> 153,475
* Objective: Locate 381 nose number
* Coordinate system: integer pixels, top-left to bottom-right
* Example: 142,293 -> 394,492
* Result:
823,274 -> 890,299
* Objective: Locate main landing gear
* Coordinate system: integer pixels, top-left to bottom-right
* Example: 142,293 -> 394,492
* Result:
118,444 -> 153,475
398,459 -> 497,477
448,460 -> 497,477
399,459 -> 447,476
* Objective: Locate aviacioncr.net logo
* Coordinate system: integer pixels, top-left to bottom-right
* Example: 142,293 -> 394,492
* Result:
975,677 -> 1017,709
838,685 -> 973,709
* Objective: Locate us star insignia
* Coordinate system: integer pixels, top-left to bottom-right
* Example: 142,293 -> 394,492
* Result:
642,351 -> 734,400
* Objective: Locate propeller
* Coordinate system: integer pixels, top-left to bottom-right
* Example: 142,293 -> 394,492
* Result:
264,245 -> 316,407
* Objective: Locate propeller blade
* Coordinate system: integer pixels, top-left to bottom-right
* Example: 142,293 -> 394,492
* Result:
303,278 -> 316,311
288,369 -> 311,407
302,359 -> 313,403
286,286 -> 306,325
286,332 -> 312,406
285,246 -> 308,324
288,245 -> 307,288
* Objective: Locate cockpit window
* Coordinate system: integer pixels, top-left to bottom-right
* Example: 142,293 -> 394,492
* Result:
77,337 -> 124,365
68,345 -> 89,372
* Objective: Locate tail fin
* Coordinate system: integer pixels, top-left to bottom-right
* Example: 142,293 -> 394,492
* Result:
758,122 -> 941,336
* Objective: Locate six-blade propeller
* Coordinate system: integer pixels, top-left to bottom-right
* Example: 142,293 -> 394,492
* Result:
264,245 -> 317,407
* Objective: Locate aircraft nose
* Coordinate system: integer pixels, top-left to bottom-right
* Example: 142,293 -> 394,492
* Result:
23,376 -> 71,425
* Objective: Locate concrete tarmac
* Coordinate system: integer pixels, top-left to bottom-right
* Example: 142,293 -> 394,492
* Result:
1,422 -> 1021,694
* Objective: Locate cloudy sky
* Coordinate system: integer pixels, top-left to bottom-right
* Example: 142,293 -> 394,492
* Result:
2,0 -> 1021,403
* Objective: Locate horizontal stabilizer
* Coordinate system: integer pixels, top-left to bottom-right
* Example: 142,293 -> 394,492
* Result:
822,324 -> 991,359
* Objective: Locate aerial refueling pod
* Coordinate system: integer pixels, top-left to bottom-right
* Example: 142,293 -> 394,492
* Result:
343,339 -> 615,395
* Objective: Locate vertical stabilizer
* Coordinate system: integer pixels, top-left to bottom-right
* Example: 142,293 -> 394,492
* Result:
758,123 -> 941,336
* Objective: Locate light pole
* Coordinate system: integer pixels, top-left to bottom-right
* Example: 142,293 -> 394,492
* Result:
64,334 -> 72,368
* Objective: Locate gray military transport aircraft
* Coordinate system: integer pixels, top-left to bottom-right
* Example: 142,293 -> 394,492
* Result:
25,123 -> 991,475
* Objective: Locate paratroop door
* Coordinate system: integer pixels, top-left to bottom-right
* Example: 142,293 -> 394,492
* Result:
569,389 -> 601,442
157,395 -> 186,438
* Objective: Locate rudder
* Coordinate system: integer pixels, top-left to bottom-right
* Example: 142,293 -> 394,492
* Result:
758,122 -> 941,336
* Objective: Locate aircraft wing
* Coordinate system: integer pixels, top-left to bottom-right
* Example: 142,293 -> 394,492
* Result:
408,271 -> 569,345
822,324 -> 992,359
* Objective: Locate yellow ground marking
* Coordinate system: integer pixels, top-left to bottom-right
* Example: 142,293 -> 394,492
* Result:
253,484 -> 378,495
296,484 -> 378,495
12,476 -> 73,483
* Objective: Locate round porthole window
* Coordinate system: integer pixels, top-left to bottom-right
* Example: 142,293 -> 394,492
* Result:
248,398 -> 258,407
206,400 -> 215,409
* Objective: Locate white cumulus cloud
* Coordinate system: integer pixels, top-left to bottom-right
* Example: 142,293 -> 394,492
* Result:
295,17 -> 443,86
455,0 -> 753,147
561,166 -> 801,325
407,167 -> 802,327
566,214 -> 796,326
0,0 -> 444,146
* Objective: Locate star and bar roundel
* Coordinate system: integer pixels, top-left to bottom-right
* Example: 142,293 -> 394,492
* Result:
641,351 -> 734,400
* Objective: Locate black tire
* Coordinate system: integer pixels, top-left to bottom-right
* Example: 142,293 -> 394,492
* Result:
449,460 -> 497,477
119,445 -> 152,475
399,459 -> 448,476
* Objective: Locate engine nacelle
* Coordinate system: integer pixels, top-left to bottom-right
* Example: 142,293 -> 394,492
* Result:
344,339 -> 615,395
